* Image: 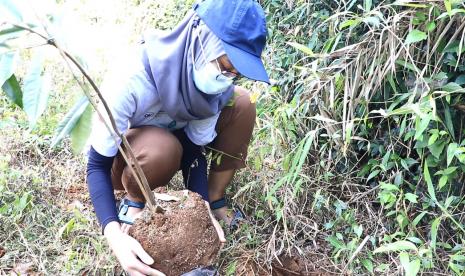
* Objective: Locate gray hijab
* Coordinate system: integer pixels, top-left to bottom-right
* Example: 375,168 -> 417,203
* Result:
142,9 -> 234,122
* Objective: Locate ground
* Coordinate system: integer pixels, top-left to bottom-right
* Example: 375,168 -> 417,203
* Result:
0,111 -> 339,275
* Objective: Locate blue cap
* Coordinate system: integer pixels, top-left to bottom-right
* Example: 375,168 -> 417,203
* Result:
194,0 -> 270,84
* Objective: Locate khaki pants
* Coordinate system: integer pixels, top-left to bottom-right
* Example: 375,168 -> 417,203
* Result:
110,88 -> 256,202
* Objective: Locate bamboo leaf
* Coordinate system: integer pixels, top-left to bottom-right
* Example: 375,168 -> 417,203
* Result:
424,160 -> 437,202
364,0 -> 372,11
414,113 -> 431,140
439,175 -> 448,189
431,217 -> 441,252
447,143 -> 458,166
287,42 -> 314,56
374,240 -> 418,254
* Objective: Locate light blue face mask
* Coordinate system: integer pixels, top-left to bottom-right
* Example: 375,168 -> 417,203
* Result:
191,28 -> 234,95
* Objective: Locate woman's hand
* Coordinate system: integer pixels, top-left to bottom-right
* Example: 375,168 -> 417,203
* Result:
205,201 -> 226,243
104,221 -> 165,276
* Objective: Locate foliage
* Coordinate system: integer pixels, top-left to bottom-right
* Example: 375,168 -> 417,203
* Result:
4,0 -> 465,275
0,1 -> 94,153
243,0 -> 465,274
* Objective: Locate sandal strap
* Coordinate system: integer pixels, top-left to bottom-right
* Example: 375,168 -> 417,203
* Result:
210,198 -> 227,210
118,198 -> 145,225
122,198 -> 145,209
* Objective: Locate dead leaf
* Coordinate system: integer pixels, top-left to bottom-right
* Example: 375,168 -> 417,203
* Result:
154,193 -> 180,202
0,245 -> 5,258
10,262 -> 34,275
66,199 -> 84,211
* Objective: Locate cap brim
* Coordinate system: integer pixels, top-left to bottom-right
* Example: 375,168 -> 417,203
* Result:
221,41 -> 270,85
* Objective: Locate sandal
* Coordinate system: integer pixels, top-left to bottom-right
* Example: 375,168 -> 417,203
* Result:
118,198 -> 145,225
210,197 -> 246,231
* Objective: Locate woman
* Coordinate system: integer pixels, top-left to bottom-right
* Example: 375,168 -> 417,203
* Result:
86,0 -> 269,275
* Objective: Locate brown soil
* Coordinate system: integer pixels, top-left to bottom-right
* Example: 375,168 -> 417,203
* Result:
129,191 -> 221,276
0,246 -> 5,258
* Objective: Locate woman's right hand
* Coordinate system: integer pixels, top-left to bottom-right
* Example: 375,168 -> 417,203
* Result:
104,221 -> 165,276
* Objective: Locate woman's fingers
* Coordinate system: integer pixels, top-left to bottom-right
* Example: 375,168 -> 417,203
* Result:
131,239 -> 155,265
121,223 -> 131,234
205,201 -> 226,243
212,217 -> 226,243
127,262 -> 165,276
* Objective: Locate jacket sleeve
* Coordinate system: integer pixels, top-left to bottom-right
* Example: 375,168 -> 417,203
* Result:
86,146 -> 118,230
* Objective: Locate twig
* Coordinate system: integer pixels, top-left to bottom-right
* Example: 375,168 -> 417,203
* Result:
342,235 -> 371,274
14,222 -> 47,273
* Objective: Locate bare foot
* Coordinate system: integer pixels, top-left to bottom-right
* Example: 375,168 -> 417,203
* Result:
211,206 -> 233,226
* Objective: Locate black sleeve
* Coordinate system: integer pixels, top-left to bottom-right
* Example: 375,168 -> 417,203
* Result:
178,131 -> 209,202
86,146 -> 119,230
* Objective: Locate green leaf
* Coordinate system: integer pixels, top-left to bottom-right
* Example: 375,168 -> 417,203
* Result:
404,193 -> 418,203
287,42 -> 314,56
423,160 -> 437,201
445,0 -> 452,13
2,74 -> 22,108
405,29 -> 427,44
438,9 -> 465,19
367,169 -> 380,182
22,53 -> 50,129
431,217 -> 441,251
426,21 -> 436,32
57,218 -> 76,239
51,96 -> 90,148
374,240 -> 418,254
414,114 -> 431,140
70,103 -> 93,154
225,260 -> 237,276
395,59 -> 419,72
380,182 -> 399,191
399,252 -> 410,274
439,175 -> 448,189
443,166 -> 457,175
0,51 -> 18,86
326,236 -> 345,249
364,0 -> 372,11
361,259 -> 373,273
447,143 -> 458,166
428,140 -> 446,159
339,19 -> 361,30
413,211 -> 427,226
428,132 -> 438,145
405,258 -> 421,276
444,102 -> 454,140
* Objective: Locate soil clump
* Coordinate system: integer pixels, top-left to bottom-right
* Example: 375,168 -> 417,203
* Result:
129,191 -> 221,276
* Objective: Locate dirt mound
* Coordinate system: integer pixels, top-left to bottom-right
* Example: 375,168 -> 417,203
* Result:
129,191 -> 221,276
